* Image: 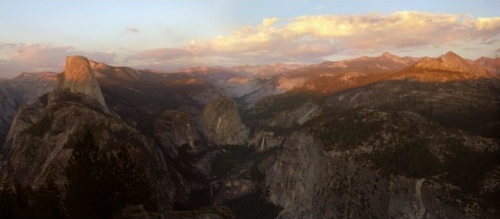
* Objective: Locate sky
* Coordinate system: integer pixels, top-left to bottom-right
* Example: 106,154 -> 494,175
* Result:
0,0 -> 499,78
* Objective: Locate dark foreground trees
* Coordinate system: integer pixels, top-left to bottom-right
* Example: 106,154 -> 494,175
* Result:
65,131 -> 157,219
0,177 -> 64,219
0,131 -> 157,219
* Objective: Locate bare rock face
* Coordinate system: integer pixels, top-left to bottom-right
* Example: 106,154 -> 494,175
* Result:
265,132 -> 325,218
154,110 -> 200,152
59,56 -> 108,111
153,110 -> 218,208
264,130 -> 497,219
0,73 -> 57,146
199,97 -> 249,146
0,91 -> 174,210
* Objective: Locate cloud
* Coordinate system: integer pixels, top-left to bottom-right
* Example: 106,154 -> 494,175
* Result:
2,11 -> 499,75
128,11 -> 500,67
0,43 -> 16,50
474,17 -> 500,31
279,11 -> 500,52
129,48 -> 188,60
125,27 -> 140,33
0,43 -> 116,77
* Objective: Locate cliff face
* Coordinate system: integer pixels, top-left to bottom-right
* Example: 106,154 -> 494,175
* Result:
0,56 -> 177,210
0,91 -> 175,209
58,56 -> 108,111
0,73 -> 57,146
256,77 -> 500,218
199,97 -> 249,146
264,105 -> 499,218
265,132 -> 325,218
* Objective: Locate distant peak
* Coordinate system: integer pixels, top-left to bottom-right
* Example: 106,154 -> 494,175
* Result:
89,59 -> 109,71
381,52 -> 396,58
441,51 -> 462,60
476,56 -> 491,62
403,50 -> 490,81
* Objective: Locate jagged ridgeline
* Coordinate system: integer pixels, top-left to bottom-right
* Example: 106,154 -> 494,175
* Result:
0,52 -> 499,219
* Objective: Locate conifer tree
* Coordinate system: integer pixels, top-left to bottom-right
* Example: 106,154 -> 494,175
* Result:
65,131 -> 106,219
0,182 -> 14,219
13,183 -> 33,219
65,131 -> 158,218
110,147 -> 157,211
33,175 -> 65,219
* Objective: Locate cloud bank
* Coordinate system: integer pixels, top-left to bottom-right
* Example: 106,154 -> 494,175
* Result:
0,43 -> 116,77
1,11 -> 499,76
129,11 -> 500,66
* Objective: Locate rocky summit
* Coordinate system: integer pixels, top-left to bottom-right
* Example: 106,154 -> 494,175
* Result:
199,97 -> 249,146
59,56 -> 108,111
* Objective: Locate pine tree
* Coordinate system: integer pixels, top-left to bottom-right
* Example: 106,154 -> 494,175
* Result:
65,131 -> 106,219
0,182 -> 14,219
13,183 -> 33,219
111,147 -> 157,211
64,131 -> 158,218
33,175 -> 65,219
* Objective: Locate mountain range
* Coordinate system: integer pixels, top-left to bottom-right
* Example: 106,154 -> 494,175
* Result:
0,51 -> 499,218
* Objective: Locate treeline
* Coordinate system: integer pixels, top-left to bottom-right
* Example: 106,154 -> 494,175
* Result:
0,176 -> 63,219
0,131 -> 157,219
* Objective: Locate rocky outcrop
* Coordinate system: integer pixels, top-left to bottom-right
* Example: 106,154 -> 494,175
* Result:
0,72 -> 57,146
153,110 -> 209,206
154,110 -> 200,152
90,60 -> 142,82
257,77 -> 499,218
199,97 -> 249,146
248,130 -> 284,152
0,91 -> 174,210
58,56 -> 108,111
0,82 -> 20,147
239,80 -> 281,108
265,132 -> 325,218
264,129 -> 499,218
262,101 -> 321,128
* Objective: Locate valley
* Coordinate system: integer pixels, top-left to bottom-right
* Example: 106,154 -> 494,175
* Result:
0,52 -> 499,219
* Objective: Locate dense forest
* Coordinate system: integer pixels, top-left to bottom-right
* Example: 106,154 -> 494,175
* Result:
0,132 -> 156,219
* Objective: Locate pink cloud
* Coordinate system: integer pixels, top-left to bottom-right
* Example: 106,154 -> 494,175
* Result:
0,43 -> 16,50
128,11 -> 500,68
0,43 -> 116,77
125,27 -> 140,33
129,48 -> 188,60
3,11 -> 495,75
